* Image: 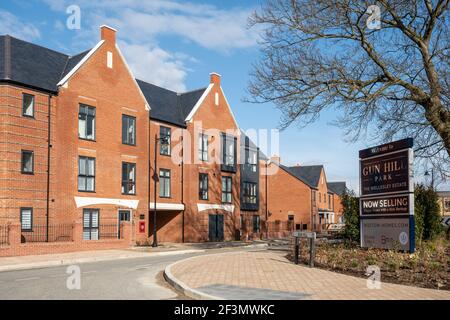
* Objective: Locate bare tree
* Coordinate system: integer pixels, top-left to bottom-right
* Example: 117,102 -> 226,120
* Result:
247,0 -> 449,178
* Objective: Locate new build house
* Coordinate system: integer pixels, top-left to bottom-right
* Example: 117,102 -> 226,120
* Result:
266,156 -> 346,236
0,26 -> 346,256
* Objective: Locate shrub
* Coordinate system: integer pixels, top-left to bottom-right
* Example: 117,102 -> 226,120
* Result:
341,190 -> 360,242
415,184 -> 443,243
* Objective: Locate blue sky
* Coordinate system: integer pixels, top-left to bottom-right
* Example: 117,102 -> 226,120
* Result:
0,0 -> 441,192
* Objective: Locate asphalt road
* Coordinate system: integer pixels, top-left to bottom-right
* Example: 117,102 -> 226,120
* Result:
0,252 -> 200,300
0,246 -> 264,300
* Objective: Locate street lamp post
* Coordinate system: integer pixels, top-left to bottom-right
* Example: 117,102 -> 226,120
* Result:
152,134 -> 158,247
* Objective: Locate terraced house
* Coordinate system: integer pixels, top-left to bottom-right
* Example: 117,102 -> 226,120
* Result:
0,26 -> 346,257
0,26 -> 268,256
266,156 -> 346,236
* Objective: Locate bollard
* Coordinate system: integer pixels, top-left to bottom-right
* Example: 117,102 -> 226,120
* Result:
309,237 -> 315,268
294,237 -> 299,264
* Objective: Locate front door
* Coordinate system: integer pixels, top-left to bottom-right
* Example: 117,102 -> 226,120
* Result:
118,210 -> 131,239
208,214 -> 224,242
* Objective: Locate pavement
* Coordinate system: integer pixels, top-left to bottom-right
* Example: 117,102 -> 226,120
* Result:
165,250 -> 450,300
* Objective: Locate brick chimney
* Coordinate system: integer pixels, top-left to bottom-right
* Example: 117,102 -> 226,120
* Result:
210,72 -> 221,86
270,155 -> 280,165
100,25 -> 116,44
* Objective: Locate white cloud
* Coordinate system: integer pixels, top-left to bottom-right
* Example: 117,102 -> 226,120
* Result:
119,41 -> 187,92
41,0 -> 258,91
0,10 -> 41,40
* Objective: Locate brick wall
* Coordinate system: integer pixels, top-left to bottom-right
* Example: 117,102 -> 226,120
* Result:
267,163 -> 312,230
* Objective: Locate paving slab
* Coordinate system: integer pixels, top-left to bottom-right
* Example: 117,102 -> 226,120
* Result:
165,250 -> 450,300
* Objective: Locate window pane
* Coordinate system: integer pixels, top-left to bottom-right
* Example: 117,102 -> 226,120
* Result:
90,229 -> 99,240
22,151 -> 33,173
83,231 -> 91,240
86,115 -> 94,139
88,158 -> 95,175
78,177 -> 86,191
86,177 -> 94,191
78,117 -> 86,138
22,94 -> 34,116
21,209 -> 32,230
83,212 -> 90,228
91,211 -> 99,227
79,157 -> 86,175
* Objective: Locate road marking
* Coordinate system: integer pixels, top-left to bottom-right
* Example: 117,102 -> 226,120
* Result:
15,277 -> 40,282
134,264 -> 153,269
82,270 -> 97,274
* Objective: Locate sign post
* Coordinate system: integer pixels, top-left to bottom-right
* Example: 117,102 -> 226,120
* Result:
359,138 -> 415,252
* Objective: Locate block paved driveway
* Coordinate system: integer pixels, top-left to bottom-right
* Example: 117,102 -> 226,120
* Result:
170,250 -> 450,300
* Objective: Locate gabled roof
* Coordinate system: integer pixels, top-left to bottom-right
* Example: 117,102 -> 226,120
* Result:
278,164 -> 316,188
0,34 -> 223,126
60,49 -> 90,80
285,165 -> 323,188
0,35 -> 72,92
137,79 -> 206,127
327,182 -> 347,195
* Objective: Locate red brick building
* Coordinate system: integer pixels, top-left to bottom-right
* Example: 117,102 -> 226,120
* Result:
0,26 -> 346,256
266,156 -> 346,236
0,26 -> 268,255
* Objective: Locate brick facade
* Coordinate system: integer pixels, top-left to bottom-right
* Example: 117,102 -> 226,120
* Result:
0,25 -> 346,256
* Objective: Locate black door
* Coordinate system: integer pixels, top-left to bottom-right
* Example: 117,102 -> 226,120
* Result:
208,214 -> 224,242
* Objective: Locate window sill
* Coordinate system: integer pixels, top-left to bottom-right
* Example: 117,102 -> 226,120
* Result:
22,114 -> 35,119
79,137 -> 96,142
21,171 -> 34,175
78,190 -> 96,193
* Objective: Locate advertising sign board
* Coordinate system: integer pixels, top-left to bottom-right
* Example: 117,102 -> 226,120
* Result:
359,138 -> 414,252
